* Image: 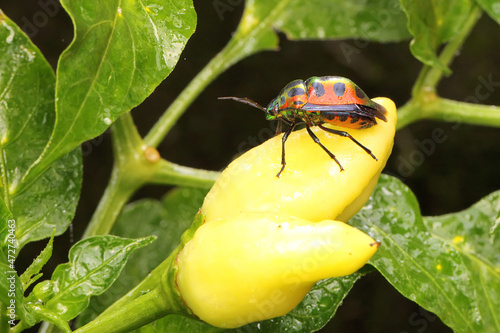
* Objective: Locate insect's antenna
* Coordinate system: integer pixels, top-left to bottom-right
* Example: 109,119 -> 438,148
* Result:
218,96 -> 267,112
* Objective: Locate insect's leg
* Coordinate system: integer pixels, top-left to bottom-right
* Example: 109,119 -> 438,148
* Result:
318,124 -> 378,161
306,124 -> 344,171
275,120 -> 283,135
276,118 -> 294,135
277,122 -> 296,178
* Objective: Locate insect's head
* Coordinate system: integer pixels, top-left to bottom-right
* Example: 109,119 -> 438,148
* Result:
265,98 -> 280,120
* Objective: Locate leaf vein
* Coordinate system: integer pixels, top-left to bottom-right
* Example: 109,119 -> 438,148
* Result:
370,222 -> 473,330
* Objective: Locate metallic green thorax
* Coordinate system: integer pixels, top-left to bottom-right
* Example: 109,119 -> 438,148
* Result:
265,79 -> 308,121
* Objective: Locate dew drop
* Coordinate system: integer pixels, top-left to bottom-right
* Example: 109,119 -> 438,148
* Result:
5,24 -> 14,44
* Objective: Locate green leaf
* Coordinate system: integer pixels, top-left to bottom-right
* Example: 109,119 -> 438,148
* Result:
20,231 -> 55,289
350,175 -> 492,333
237,0 -> 409,43
0,198 -> 13,252
24,0 -> 197,182
399,0 -> 474,72
425,191 -> 500,332
276,0 -> 410,41
77,187 -> 207,328
39,235 -> 155,321
229,0 -> 410,66
0,262 -> 36,326
475,0 -> 500,24
0,262 -> 17,308
0,10 -> 82,250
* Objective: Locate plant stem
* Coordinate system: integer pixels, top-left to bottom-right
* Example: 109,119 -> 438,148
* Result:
95,261 -> 170,321
73,286 -> 170,333
82,114 -> 144,238
83,113 -> 219,238
419,5 -> 482,92
38,321 -> 63,333
144,54 -> 226,148
150,160 -> 219,188
143,0 -> 292,148
94,212 -> 205,323
411,5 -> 482,97
395,101 -> 419,130
144,41 -> 248,148
400,5 -> 483,129
10,322 -> 27,333
82,167 -> 138,238
426,98 -> 500,127
397,96 -> 500,130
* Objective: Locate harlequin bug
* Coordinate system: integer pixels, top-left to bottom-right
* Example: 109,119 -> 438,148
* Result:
220,76 -> 387,177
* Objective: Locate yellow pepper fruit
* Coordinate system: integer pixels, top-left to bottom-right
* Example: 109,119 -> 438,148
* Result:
175,97 -> 396,328
202,97 -> 397,223
176,212 -> 379,328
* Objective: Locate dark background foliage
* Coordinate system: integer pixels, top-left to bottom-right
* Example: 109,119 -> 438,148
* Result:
3,0 -> 500,332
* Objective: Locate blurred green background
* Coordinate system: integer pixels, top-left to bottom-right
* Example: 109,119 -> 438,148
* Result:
3,1 -> 500,332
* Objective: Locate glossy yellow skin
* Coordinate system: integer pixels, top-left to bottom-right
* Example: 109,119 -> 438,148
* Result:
202,97 -> 397,223
176,97 -> 397,328
176,212 -> 379,328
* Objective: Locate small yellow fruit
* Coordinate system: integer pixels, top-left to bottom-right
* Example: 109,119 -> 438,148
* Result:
202,97 -> 397,223
176,212 -> 379,328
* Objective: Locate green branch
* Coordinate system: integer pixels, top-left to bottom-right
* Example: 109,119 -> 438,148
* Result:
399,5 -> 484,129
151,160 -> 219,189
73,286 -> 171,333
425,98 -> 500,127
143,39 -> 255,148
83,113 -> 218,238
82,167 -> 138,238
412,6 -> 482,96
143,2 -> 286,148
84,214 -> 207,330
398,97 -> 500,130
82,114 -> 144,238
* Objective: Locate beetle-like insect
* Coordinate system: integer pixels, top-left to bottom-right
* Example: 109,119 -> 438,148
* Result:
220,76 -> 388,177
